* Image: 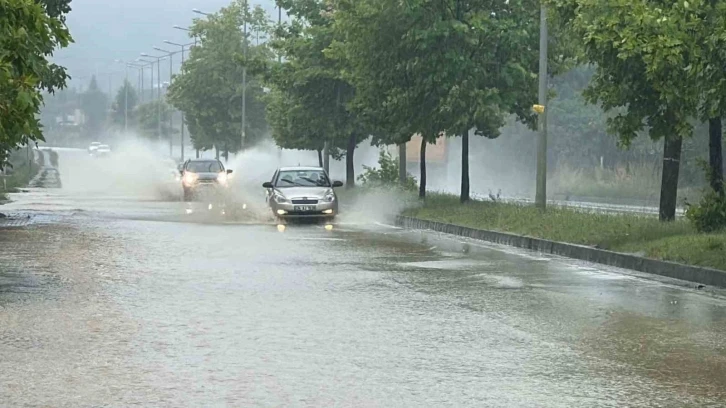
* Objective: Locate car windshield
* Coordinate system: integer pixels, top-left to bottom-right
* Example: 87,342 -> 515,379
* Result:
186,161 -> 222,173
276,170 -> 330,187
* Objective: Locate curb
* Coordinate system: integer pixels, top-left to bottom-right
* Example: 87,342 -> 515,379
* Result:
395,215 -> 726,288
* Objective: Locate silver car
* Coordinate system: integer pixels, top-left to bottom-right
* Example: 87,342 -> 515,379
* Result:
263,167 -> 343,220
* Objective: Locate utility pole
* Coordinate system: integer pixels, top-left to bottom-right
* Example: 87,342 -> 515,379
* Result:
534,4 -> 549,210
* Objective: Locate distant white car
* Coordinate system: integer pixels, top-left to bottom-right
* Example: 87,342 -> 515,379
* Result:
88,142 -> 101,154
94,144 -> 111,157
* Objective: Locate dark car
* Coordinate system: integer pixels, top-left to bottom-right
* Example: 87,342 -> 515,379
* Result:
180,159 -> 233,201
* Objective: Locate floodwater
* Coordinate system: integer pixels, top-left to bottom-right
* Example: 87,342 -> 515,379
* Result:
1,149 -> 725,407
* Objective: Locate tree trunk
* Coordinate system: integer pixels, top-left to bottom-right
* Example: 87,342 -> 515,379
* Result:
460,130 -> 470,203
399,142 -> 407,185
215,145 -> 220,160
419,139 -> 427,199
317,148 -> 323,168
346,133 -> 355,189
659,136 -> 683,221
709,117 -> 723,195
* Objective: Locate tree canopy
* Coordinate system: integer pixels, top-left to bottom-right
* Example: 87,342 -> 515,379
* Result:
0,0 -> 72,167
167,0 -> 269,156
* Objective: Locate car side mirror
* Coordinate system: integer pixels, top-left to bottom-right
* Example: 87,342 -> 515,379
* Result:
262,182 -> 273,188
332,181 -> 343,188
227,169 -> 233,174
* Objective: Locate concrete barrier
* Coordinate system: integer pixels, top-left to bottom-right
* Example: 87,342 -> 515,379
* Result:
396,215 -> 726,288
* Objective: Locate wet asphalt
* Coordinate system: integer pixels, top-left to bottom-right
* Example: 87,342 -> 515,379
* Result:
1,149 -> 725,407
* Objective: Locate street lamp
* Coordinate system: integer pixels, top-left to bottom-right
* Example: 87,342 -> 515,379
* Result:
153,46 -> 177,157
141,52 -> 167,142
174,25 -> 199,46
242,0 -> 248,151
127,62 -> 149,102
114,59 -> 132,131
192,6 -> 251,155
164,41 -> 195,161
137,57 -> 157,104
193,4 -> 249,150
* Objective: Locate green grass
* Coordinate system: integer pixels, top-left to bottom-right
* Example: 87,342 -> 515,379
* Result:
403,194 -> 726,271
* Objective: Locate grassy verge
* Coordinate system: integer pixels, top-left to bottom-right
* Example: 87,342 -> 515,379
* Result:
403,194 -> 726,271
1,148 -> 42,202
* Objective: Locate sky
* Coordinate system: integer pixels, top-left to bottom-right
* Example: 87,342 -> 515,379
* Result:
54,0 -> 279,92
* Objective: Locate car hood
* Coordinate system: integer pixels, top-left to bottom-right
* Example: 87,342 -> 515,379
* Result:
276,186 -> 331,198
192,172 -> 220,180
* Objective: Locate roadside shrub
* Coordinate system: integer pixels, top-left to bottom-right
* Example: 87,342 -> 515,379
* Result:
358,149 -> 417,191
686,188 -> 726,232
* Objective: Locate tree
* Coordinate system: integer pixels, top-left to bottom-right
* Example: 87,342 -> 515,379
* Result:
135,100 -> 176,140
0,0 -> 72,167
167,0 -> 269,157
80,76 -> 108,139
266,0 -> 373,188
111,80 -> 139,129
250,4 -> 272,46
552,0 -> 703,221
694,1 -> 726,195
331,0 -> 446,198
334,0 -> 569,201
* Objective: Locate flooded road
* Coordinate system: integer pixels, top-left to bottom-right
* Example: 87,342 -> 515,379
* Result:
1,149 -> 726,407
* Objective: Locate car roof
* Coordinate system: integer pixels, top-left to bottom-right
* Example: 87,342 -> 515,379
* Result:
187,159 -> 220,162
90,142 -> 101,145
278,166 -> 325,172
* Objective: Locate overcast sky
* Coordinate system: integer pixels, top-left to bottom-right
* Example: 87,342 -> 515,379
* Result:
55,0 -> 278,92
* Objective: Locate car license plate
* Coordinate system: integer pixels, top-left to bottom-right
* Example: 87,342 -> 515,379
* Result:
294,205 -> 315,212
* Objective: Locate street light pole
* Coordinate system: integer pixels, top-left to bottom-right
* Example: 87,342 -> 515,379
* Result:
242,0 -> 248,151
141,53 -> 167,143
114,59 -> 130,131
534,4 -> 549,210
154,46 -> 177,157
165,41 -> 194,161
124,66 -> 128,131
277,2 -> 283,162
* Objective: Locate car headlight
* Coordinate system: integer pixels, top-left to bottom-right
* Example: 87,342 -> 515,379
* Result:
273,192 -> 289,204
217,172 -> 228,185
183,172 -> 198,186
323,189 -> 335,202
